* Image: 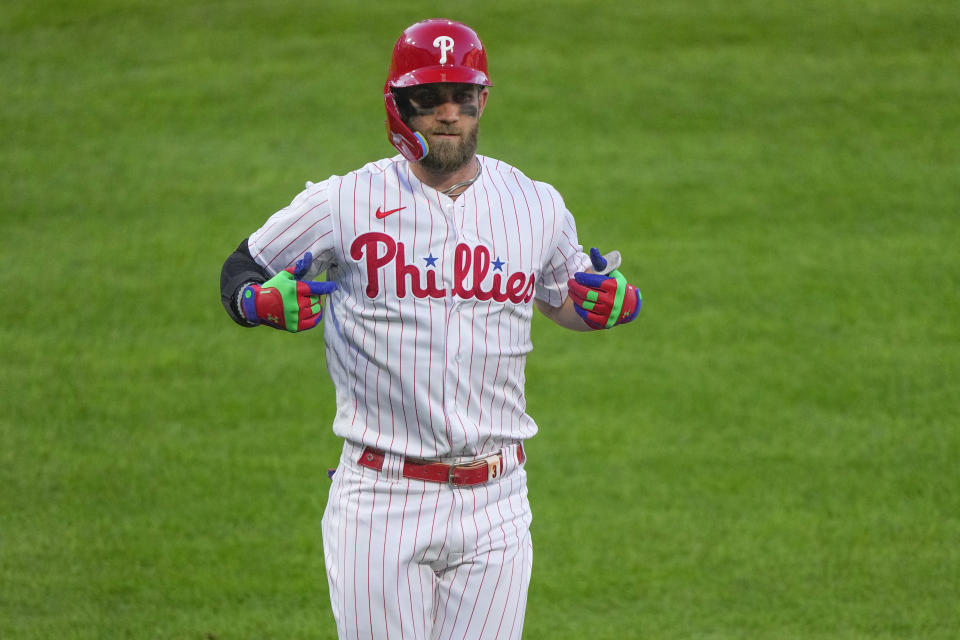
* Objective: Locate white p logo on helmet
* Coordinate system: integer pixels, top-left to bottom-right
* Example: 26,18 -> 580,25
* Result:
433,36 -> 455,64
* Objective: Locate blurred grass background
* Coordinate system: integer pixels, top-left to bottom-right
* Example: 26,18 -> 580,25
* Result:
2,0 -> 958,638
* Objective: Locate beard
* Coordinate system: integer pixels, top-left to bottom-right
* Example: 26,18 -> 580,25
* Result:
418,123 -> 480,173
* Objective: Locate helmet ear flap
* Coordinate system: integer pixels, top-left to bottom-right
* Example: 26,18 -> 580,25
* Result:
384,86 -> 429,161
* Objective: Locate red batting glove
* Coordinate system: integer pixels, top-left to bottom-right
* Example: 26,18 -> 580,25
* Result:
567,248 -> 642,330
241,252 -> 338,332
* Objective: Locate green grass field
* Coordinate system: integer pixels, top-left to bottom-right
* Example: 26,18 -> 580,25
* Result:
2,1 -> 958,638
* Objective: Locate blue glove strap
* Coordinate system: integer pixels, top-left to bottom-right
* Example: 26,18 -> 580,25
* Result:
240,285 -> 260,325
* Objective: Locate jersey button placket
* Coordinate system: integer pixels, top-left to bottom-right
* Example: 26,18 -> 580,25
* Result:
441,200 -> 462,445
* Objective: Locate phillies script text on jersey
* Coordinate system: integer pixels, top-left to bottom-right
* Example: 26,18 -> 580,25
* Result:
350,231 -> 536,303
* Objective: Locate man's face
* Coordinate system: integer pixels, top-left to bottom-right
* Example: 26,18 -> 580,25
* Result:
401,83 -> 488,173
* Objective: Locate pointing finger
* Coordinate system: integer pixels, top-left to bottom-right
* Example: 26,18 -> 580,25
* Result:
306,280 -> 338,295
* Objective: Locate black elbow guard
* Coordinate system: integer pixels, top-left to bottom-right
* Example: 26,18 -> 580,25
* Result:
220,238 -> 268,326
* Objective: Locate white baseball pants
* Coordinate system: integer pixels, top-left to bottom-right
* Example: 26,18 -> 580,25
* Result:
321,441 -> 533,639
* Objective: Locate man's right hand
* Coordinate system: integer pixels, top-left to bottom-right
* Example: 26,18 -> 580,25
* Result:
241,252 -> 337,332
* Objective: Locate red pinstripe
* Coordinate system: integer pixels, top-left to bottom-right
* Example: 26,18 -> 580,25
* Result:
406,162 -> 426,459
476,178 -> 500,453
348,173 -> 370,441
483,166 -> 513,440
477,479 -> 509,637
531,182 -> 549,267
457,487 -> 490,634
351,466 -> 363,640
512,173 -> 543,261
463,484 -> 494,635
252,199 -> 329,259
364,475 -> 377,639
494,480 -> 524,640
301,227 -> 334,262
410,480 -> 429,635
490,165 -> 529,439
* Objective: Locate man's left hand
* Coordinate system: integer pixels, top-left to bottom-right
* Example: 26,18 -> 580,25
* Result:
567,248 -> 642,330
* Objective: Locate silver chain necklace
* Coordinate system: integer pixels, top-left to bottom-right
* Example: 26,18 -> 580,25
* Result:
440,163 -> 483,196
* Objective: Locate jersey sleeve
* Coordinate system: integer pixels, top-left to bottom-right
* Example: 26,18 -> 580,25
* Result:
535,186 -> 591,307
247,180 -> 336,278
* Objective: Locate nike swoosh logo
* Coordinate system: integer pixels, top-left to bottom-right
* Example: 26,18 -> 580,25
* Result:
375,205 -> 406,219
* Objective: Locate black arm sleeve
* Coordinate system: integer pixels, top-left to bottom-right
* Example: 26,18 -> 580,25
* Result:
220,238 -> 269,326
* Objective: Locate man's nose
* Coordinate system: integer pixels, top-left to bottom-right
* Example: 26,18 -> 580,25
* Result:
434,100 -> 460,122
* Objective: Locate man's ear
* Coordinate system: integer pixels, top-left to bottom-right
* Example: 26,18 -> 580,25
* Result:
478,87 -> 489,118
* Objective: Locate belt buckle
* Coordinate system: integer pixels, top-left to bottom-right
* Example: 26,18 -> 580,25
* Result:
447,453 -> 503,486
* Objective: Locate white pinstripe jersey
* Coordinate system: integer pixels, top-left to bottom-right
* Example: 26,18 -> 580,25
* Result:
248,154 -> 590,459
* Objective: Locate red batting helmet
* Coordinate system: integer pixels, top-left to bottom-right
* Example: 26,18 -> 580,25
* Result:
384,19 -> 492,161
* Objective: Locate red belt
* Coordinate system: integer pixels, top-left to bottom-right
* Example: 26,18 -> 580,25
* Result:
357,444 -> 525,487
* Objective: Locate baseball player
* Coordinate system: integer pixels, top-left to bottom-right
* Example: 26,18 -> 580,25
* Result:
219,18 -> 641,639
